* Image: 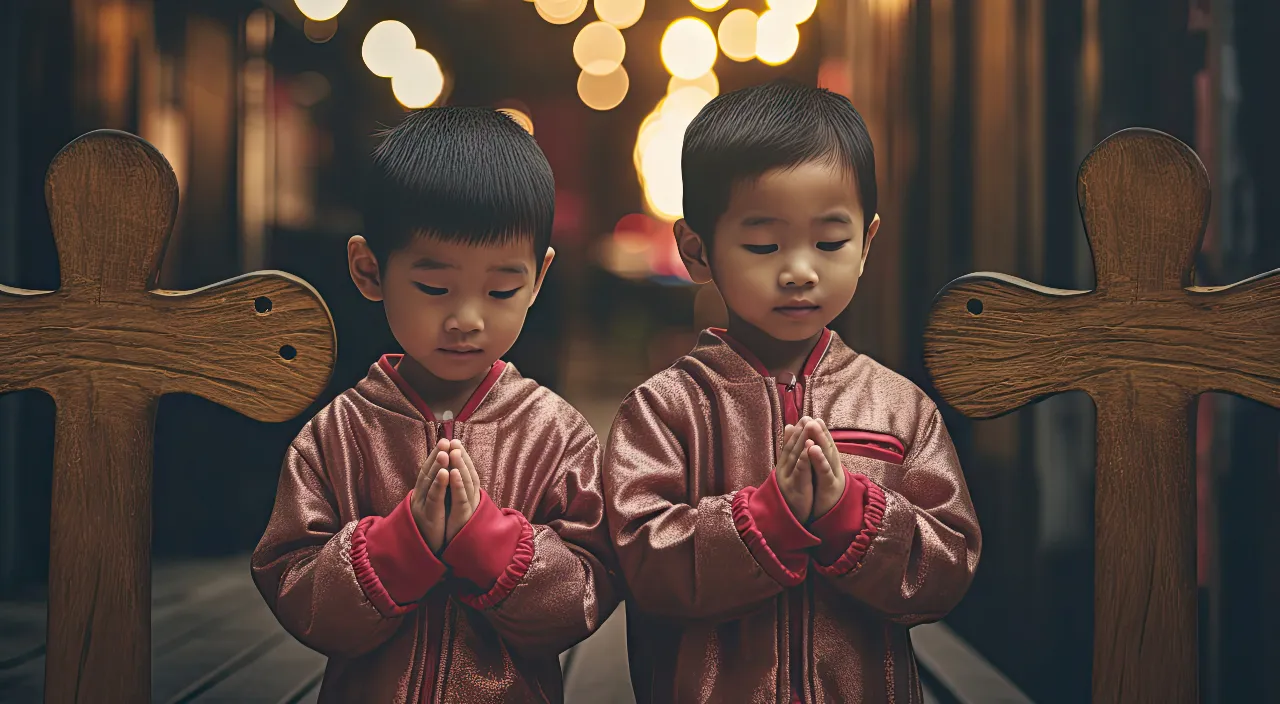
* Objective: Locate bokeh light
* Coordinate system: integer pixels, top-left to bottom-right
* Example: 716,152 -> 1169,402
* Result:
363,21 -> 417,78
391,49 -> 445,109
303,18 -> 338,43
668,70 -> 718,98
661,18 -> 717,80
690,0 -> 728,11
577,65 -> 630,110
295,0 -> 347,22
766,0 -> 818,25
756,11 -> 800,66
574,21 -> 626,76
594,0 -> 644,29
660,86 -> 714,125
717,9 -> 758,62
536,0 -> 589,24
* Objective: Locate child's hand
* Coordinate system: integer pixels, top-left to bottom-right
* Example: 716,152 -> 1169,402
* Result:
444,440 -> 482,544
412,439 -> 453,553
775,418 -> 813,523
804,419 -> 846,520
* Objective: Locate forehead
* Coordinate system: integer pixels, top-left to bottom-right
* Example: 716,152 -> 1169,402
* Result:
396,233 -> 537,272
728,161 -> 863,212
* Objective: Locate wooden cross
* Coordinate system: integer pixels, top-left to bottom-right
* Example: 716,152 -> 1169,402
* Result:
0,130 -> 337,703
923,127 -> 1280,703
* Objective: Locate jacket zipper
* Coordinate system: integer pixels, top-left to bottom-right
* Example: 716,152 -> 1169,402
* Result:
420,418 -> 456,704
777,373 -> 806,704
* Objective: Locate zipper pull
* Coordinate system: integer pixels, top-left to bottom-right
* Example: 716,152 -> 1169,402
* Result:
778,371 -> 797,391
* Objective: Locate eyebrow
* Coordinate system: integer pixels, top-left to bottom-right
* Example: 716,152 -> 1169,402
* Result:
411,258 -> 528,275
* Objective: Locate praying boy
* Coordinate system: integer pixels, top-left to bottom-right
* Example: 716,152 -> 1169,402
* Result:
604,80 -> 982,703
252,107 -> 618,703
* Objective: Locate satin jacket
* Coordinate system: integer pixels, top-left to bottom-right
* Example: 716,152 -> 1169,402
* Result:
252,355 -> 619,703
604,329 -> 981,703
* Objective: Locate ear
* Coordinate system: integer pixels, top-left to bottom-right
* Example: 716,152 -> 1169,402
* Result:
348,235 -> 385,302
858,214 -> 881,277
674,219 -> 713,285
529,246 -> 556,306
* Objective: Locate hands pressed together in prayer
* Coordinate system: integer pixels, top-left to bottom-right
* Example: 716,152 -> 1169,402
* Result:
411,438 -> 482,554
774,417 -> 846,524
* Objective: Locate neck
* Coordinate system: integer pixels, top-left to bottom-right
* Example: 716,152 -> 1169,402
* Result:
724,312 -> 824,378
395,354 -> 489,419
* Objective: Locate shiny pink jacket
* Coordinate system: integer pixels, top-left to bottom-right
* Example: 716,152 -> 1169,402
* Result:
252,355 -> 618,703
604,329 -> 981,703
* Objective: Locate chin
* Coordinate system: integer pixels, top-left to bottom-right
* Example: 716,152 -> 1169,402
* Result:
753,315 -> 832,342
423,354 -> 497,382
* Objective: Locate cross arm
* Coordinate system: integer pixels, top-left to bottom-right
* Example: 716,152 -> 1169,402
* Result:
0,283 -> 62,394
141,271 -> 337,422
1185,267 -> 1280,406
922,272 -> 1093,419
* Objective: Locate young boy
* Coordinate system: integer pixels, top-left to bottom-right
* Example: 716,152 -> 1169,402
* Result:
252,108 -> 618,703
604,80 -> 982,703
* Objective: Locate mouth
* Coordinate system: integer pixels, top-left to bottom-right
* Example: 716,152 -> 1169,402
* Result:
437,347 -> 484,357
773,302 -> 821,318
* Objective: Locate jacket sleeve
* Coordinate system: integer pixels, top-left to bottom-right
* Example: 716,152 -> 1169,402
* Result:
440,422 -> 621,656
807,407 -> 981,626
251,436 -> 448,658
603,384 -> 820,623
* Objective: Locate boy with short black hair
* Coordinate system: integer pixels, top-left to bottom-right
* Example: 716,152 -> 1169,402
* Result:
253,107 -> 617,703
605,80 -> 981,703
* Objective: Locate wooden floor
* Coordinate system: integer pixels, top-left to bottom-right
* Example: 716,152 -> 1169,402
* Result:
0,556 -> 329,704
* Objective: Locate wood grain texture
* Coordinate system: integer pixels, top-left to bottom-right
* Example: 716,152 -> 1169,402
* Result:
0,130 -> 337,703
923,128 -> 1280,703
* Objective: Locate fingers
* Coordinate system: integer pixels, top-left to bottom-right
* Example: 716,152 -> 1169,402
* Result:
426,467 -> 449,516
416,450 -> 449,493
449,468 -> 470,514
796,439 -> 815,477
809,443 -> 833,477
450,447 -> 474,504
778,418 -> 811,473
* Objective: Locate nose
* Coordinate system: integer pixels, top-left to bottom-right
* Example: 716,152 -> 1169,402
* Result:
445,301 -> 485,334
778,254 -> 818,289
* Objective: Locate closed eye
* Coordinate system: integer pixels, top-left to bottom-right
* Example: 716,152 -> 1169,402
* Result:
414,283 -> 448,296
490,288 -> 521,300
817,239 -> 852,252
743,244 -> 779,254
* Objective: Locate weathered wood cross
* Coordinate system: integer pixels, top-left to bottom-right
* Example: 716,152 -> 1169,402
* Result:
0,130 -> 337,703
924,128 -> 1280,703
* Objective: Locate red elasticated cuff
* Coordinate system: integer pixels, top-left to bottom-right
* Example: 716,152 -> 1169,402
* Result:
813,475 -> 886,577
733,474 -> 819,587
810,469 -> 869,566
457,518 -> 534,610
443,490 -> 533,606
351,493 -> 448,616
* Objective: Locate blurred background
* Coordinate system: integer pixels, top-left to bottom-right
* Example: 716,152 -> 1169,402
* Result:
0,0 -> 1277,701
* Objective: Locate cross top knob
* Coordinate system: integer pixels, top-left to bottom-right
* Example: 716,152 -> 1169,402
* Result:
45,130 -> 180,295
1078,128 -> 1210,294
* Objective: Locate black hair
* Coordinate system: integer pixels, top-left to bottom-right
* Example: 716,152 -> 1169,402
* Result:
681,79 -> 877,241
361,107 -> 555,266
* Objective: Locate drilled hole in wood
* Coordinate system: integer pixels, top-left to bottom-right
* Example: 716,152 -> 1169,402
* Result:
966,298 -> 983,315
279,344 -> 297,361
254,296 -> 273,314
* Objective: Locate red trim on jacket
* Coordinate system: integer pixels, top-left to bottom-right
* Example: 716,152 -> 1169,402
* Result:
812,473 -> 886,573
708,328 -> 834,379
377,354 -> 507,423
350,492 -> 449,616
